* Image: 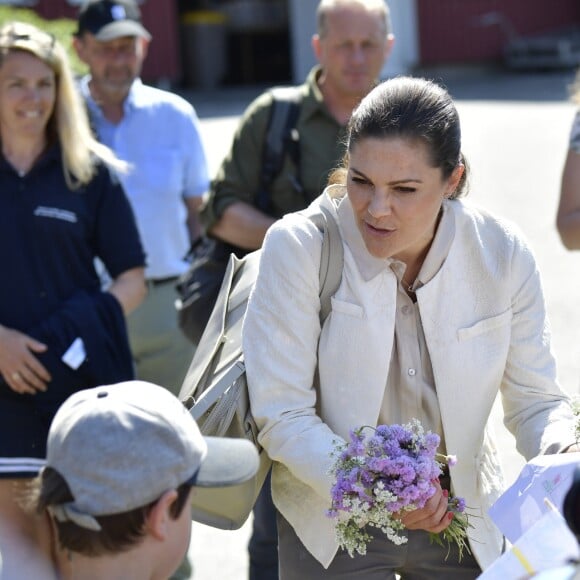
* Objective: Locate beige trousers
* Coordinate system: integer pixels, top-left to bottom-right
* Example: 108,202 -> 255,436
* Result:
127,279 -> 194,396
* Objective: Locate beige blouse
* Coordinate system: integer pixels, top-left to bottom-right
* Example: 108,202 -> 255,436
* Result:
378,205 -> 455,455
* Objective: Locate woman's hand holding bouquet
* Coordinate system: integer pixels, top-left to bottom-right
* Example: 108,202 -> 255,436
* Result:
327,419 -> 471,559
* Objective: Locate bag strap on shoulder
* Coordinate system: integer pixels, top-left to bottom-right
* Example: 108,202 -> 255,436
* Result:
311,207 -> 343,322
255,86 -> 303,214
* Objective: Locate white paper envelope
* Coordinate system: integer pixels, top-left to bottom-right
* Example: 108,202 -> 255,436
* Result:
478,509 -> 579,579
488,453 -> 580,544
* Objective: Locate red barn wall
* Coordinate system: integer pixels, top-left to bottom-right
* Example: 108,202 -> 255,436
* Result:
417,0 -> 580,65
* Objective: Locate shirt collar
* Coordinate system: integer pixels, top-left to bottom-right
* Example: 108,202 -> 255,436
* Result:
303,65 -> 381,128
322,186 -> 456,285
0,142 -> 61,175
80,75 -> 142,120
301,65 -> 341,128
392,202 -> 456,291
324,184 -> 391,281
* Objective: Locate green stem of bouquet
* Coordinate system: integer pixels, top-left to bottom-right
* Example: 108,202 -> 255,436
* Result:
428,512 -> 472,562
573,398 -> 580,445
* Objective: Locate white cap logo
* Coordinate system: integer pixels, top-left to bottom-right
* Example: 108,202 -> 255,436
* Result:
111,5 -> 127,21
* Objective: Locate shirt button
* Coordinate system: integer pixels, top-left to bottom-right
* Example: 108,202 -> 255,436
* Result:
408,368 -> 416,376
401,305 -> 411,315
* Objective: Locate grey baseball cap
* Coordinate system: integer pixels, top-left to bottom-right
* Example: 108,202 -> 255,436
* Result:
45,380 -> 259,531
76,0 -> 151,41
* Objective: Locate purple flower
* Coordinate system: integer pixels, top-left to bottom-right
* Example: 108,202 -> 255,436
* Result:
328,420 -> 470,559
449,496 -> 466,513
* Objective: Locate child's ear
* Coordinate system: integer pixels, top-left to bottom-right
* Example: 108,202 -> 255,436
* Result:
145,490 -> 178,541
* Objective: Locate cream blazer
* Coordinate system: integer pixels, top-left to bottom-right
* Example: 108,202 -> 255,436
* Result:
243,185 -> 574,570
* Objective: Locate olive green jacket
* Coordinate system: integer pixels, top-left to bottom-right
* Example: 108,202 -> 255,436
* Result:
201,66 -> 346,231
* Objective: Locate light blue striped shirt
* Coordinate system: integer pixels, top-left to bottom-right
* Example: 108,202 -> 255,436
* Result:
80,77 -> 210,279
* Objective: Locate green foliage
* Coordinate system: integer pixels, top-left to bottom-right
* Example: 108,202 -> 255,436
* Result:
0,6 -> 86,75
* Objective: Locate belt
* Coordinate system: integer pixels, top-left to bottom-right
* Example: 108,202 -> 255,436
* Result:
147,275 -> 179,288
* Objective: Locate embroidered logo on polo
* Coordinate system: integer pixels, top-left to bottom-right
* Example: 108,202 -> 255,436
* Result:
111,5 -> 127,20
34,206 -> 77,223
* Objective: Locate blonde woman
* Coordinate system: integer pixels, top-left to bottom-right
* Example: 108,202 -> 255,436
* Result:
0,21 -> 146,574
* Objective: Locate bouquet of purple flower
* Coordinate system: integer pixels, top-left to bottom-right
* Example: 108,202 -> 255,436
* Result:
327,419 -> 471,559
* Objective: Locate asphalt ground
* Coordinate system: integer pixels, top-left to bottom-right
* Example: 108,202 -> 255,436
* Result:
183,65 -> 580,580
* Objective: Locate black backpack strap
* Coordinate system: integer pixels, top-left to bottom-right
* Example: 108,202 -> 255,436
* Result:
255,86 -> 303,214
312,206 -> 343,322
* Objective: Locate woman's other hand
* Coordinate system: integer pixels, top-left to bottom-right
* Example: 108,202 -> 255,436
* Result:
556,149 -> 580,249
0,325 -> 51,394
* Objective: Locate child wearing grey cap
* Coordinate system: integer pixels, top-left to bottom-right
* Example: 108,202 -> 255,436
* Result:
23,380 -> 259,580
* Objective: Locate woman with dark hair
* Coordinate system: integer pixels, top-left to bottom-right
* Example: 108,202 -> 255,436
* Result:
243,76 -> 577,578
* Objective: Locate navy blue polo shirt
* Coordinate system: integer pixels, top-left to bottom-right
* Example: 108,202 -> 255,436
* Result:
0,144 -> 146,331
